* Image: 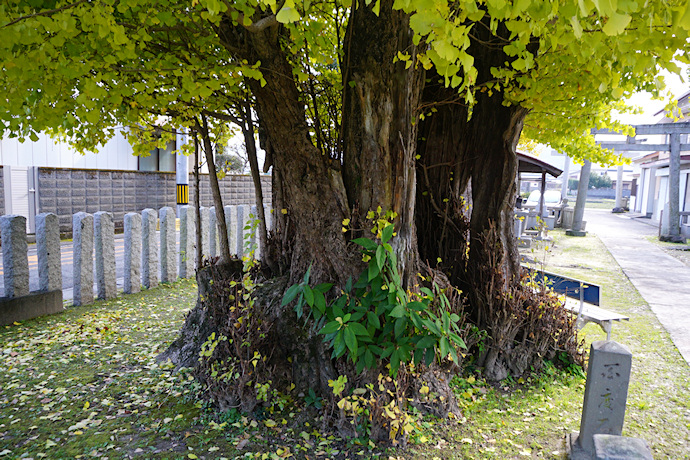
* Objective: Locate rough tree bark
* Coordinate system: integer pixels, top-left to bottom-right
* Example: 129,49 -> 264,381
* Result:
415,19 -> 533,379
341,0 -> 425,283
217,19 -> 353,286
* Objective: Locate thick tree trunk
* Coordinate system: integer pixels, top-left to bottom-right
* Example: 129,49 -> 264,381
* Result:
341,0 -> 424,282
416,85 -> 525,324
218,21 -> 354,286
415,16 -> 529,322
415,19 -> 537,380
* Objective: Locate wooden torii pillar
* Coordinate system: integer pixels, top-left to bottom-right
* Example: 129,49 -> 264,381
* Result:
595,122 -> 690,243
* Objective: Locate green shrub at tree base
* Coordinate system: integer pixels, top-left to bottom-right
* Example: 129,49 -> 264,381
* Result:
283,217 -> 468,377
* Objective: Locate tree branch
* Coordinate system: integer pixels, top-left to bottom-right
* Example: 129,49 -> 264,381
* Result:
240,14 -> 278,33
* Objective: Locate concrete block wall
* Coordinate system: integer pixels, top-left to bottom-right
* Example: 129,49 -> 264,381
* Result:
34,168 -> 271,234
189,173 -> 272,209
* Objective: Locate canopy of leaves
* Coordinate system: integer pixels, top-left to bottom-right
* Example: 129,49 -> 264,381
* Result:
1,0 -> 689,162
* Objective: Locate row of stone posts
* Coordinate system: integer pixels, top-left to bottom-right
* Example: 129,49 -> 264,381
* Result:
1,204 -> 270,310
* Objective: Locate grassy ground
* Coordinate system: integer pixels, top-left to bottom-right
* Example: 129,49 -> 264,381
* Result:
583,198 -> 616,210
1,232 -> 688,459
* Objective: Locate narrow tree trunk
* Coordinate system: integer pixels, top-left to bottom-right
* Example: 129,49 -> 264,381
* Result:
194,132 -> 203,269
196,114 -> 231,264
240,97 -> 274,271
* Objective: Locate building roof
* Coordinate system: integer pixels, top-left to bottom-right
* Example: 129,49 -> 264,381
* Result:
517,152 -> 563,177
654,89 -> 690,119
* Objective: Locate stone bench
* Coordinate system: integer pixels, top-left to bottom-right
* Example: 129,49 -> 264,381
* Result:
527,267 -> 629,340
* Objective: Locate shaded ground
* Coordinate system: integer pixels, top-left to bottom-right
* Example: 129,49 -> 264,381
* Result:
0,230 -> 688,458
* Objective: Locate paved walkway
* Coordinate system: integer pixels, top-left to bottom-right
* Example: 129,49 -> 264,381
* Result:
585,208 -> 690,364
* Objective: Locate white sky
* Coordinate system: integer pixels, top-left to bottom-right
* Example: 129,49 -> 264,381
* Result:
614,64 -> 690,125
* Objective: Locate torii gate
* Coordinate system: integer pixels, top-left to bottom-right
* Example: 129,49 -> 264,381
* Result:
593,122 -> 690,242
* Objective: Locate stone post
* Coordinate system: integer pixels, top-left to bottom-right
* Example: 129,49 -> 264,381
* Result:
36,213 -> 62,292
568,160 -> 591,236
72,212 -> 94,306
561,153 -> 570,199
224,205 -> 238,257
0,215 -> 29,298
124,212 -> 142,294
209,207 -> 218,259
264,205 -> 273,232
178,205 -> 196,279
94,211 -> 116,300
159,206 -> 176,283
251,205 -> 260,259
237,204 -> 251,257
141,208 -> 158,289
571,341 -> 633,456
614,165 -> 624,209
200,206 -> 210,259
661,132 -> 684,242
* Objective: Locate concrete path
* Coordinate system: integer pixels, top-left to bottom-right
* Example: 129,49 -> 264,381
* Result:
585,208 -> 690,365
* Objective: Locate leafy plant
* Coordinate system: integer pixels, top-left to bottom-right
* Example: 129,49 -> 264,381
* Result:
304,388 -> 323,409
282,213 -> 466,376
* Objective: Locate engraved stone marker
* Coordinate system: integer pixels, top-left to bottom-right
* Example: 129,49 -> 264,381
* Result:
0,215 -> 29,298
237,204 -> 251,257
570,340 -> 633,457
251,205 -> 260,259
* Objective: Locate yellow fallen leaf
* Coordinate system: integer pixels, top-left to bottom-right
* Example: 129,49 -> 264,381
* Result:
73,430 -> 83,435
264,419 -> 277,427
188,455 -> 198,459
419,385 -> 429,395
82,401 -> 90,410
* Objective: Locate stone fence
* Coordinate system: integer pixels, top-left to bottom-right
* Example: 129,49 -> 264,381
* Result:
0,166 -> 271,234
0,204 -> 271,325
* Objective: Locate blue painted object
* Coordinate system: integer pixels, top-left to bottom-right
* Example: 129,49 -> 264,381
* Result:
527,268 -> 600,306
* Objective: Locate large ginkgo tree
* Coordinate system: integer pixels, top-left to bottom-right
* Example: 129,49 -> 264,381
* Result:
2,0 -> 689,435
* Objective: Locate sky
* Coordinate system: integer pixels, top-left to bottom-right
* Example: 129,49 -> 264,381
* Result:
615,65 -> 690,125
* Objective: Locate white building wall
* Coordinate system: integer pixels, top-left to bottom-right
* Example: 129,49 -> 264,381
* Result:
1,130 -> 137,171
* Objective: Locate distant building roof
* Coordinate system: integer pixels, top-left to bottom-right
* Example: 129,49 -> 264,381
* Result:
654,89 -> 690,119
